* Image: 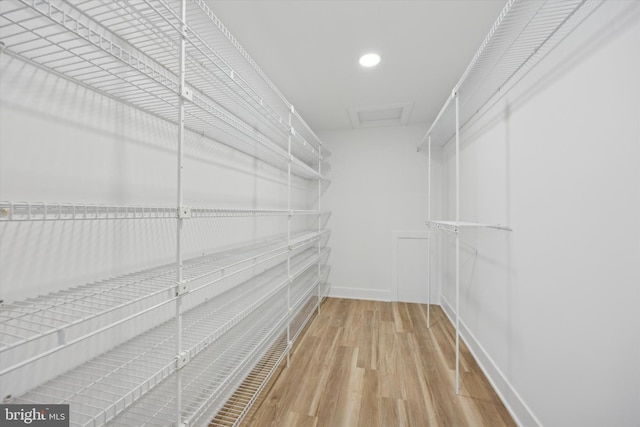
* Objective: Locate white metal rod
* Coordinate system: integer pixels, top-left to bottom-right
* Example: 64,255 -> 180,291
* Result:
427,136 -> 431,329
455,93 -> 460,395
318,146 -> 322,313
287,109 -> 292,368
176,1 -> 187,424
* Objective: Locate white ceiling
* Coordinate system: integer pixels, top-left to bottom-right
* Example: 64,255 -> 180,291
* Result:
209,1 -> 507,132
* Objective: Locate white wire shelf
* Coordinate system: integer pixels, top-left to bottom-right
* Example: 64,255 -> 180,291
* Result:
191,208 -> 330,219
0,202 -> 177,221
108,293 -> 289,427
291,294 -> 318,347
183,0 -> 319,167
1,1 -> 331,425
0,0 -> 180,122
11,247 -> 325,427
210,265 -> 327,427
419,0 -> 600,149
0,0 -> 327,180
182,272 -> 318,426
290,269 -> 319,315
426,220 -> 512,233
290,269 -> 326,342
209,331 -> 287,427
0,229 -> 326,377
185,0 -> 325,160
0,201 -> 330,221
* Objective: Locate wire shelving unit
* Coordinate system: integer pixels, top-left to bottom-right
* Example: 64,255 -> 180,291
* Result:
0,0 -> 331,425
418,0 -> 600,395
0,229 -> 326,374
0,0 -> 324,179
11,247 -> 323,426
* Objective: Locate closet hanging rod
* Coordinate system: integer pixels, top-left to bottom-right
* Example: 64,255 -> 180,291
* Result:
426,220 -> 513,233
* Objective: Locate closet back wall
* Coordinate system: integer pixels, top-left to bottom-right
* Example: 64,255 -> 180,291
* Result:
320,124 -> 439,302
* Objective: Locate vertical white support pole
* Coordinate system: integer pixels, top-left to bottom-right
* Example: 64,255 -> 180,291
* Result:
427,135 -> 431,329
176,0 -> 187,424
317,146 -> 322,313
287,108 -> 292,368
455,92 -> 460,395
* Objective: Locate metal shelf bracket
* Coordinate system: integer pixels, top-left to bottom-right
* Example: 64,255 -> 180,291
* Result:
178,206 -> 192,219
176,351 -> 190,370
180,86 -> 193,102
176,281 -> 189,297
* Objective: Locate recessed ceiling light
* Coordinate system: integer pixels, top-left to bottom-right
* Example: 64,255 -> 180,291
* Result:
359,53 -> 380,67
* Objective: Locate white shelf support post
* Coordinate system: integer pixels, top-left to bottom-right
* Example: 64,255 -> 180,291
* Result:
455,91 -> 461,395
286,107 -> 293,368
176,0 -> 187,424
427,135 -> 431,329
318,146 -> 322,314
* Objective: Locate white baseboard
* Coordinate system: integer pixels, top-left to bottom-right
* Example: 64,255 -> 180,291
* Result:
327,285 -> 391,302
440,296 -> 542,427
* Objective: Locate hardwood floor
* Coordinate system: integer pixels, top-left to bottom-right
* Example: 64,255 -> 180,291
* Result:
240,298 -> 515,427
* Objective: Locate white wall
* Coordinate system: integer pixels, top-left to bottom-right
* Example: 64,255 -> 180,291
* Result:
437,2 -> 640,426
320,124 -> 441,302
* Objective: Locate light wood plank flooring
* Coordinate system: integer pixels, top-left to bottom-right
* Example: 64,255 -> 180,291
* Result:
240,298 -> 515,427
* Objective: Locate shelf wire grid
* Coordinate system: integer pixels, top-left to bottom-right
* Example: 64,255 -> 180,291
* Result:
423,0 -> 601,147
0,202 -> 178,221
182,295 -> 287,426
180,6 -> 297,159
0,229 -> 324,375
209,332 -> 288,427
0,201 -> 329,222
110,0 -> 322,177
1,0 -> 330,422
11,248 -> 322,427
136,0 -> 324,178
182,248 -> 323,359
290,112 -> 326,162
211,266 -> 327,427
290,268 -> 320,314
426,220 -> 513,233
289,272 -> 323,345
71,0 -> 182,77
78,0 -> 321,173
0,0 -> 181,122
0,0 -> 326,180
186,0 -> 324,158
104,287 -> 289,427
